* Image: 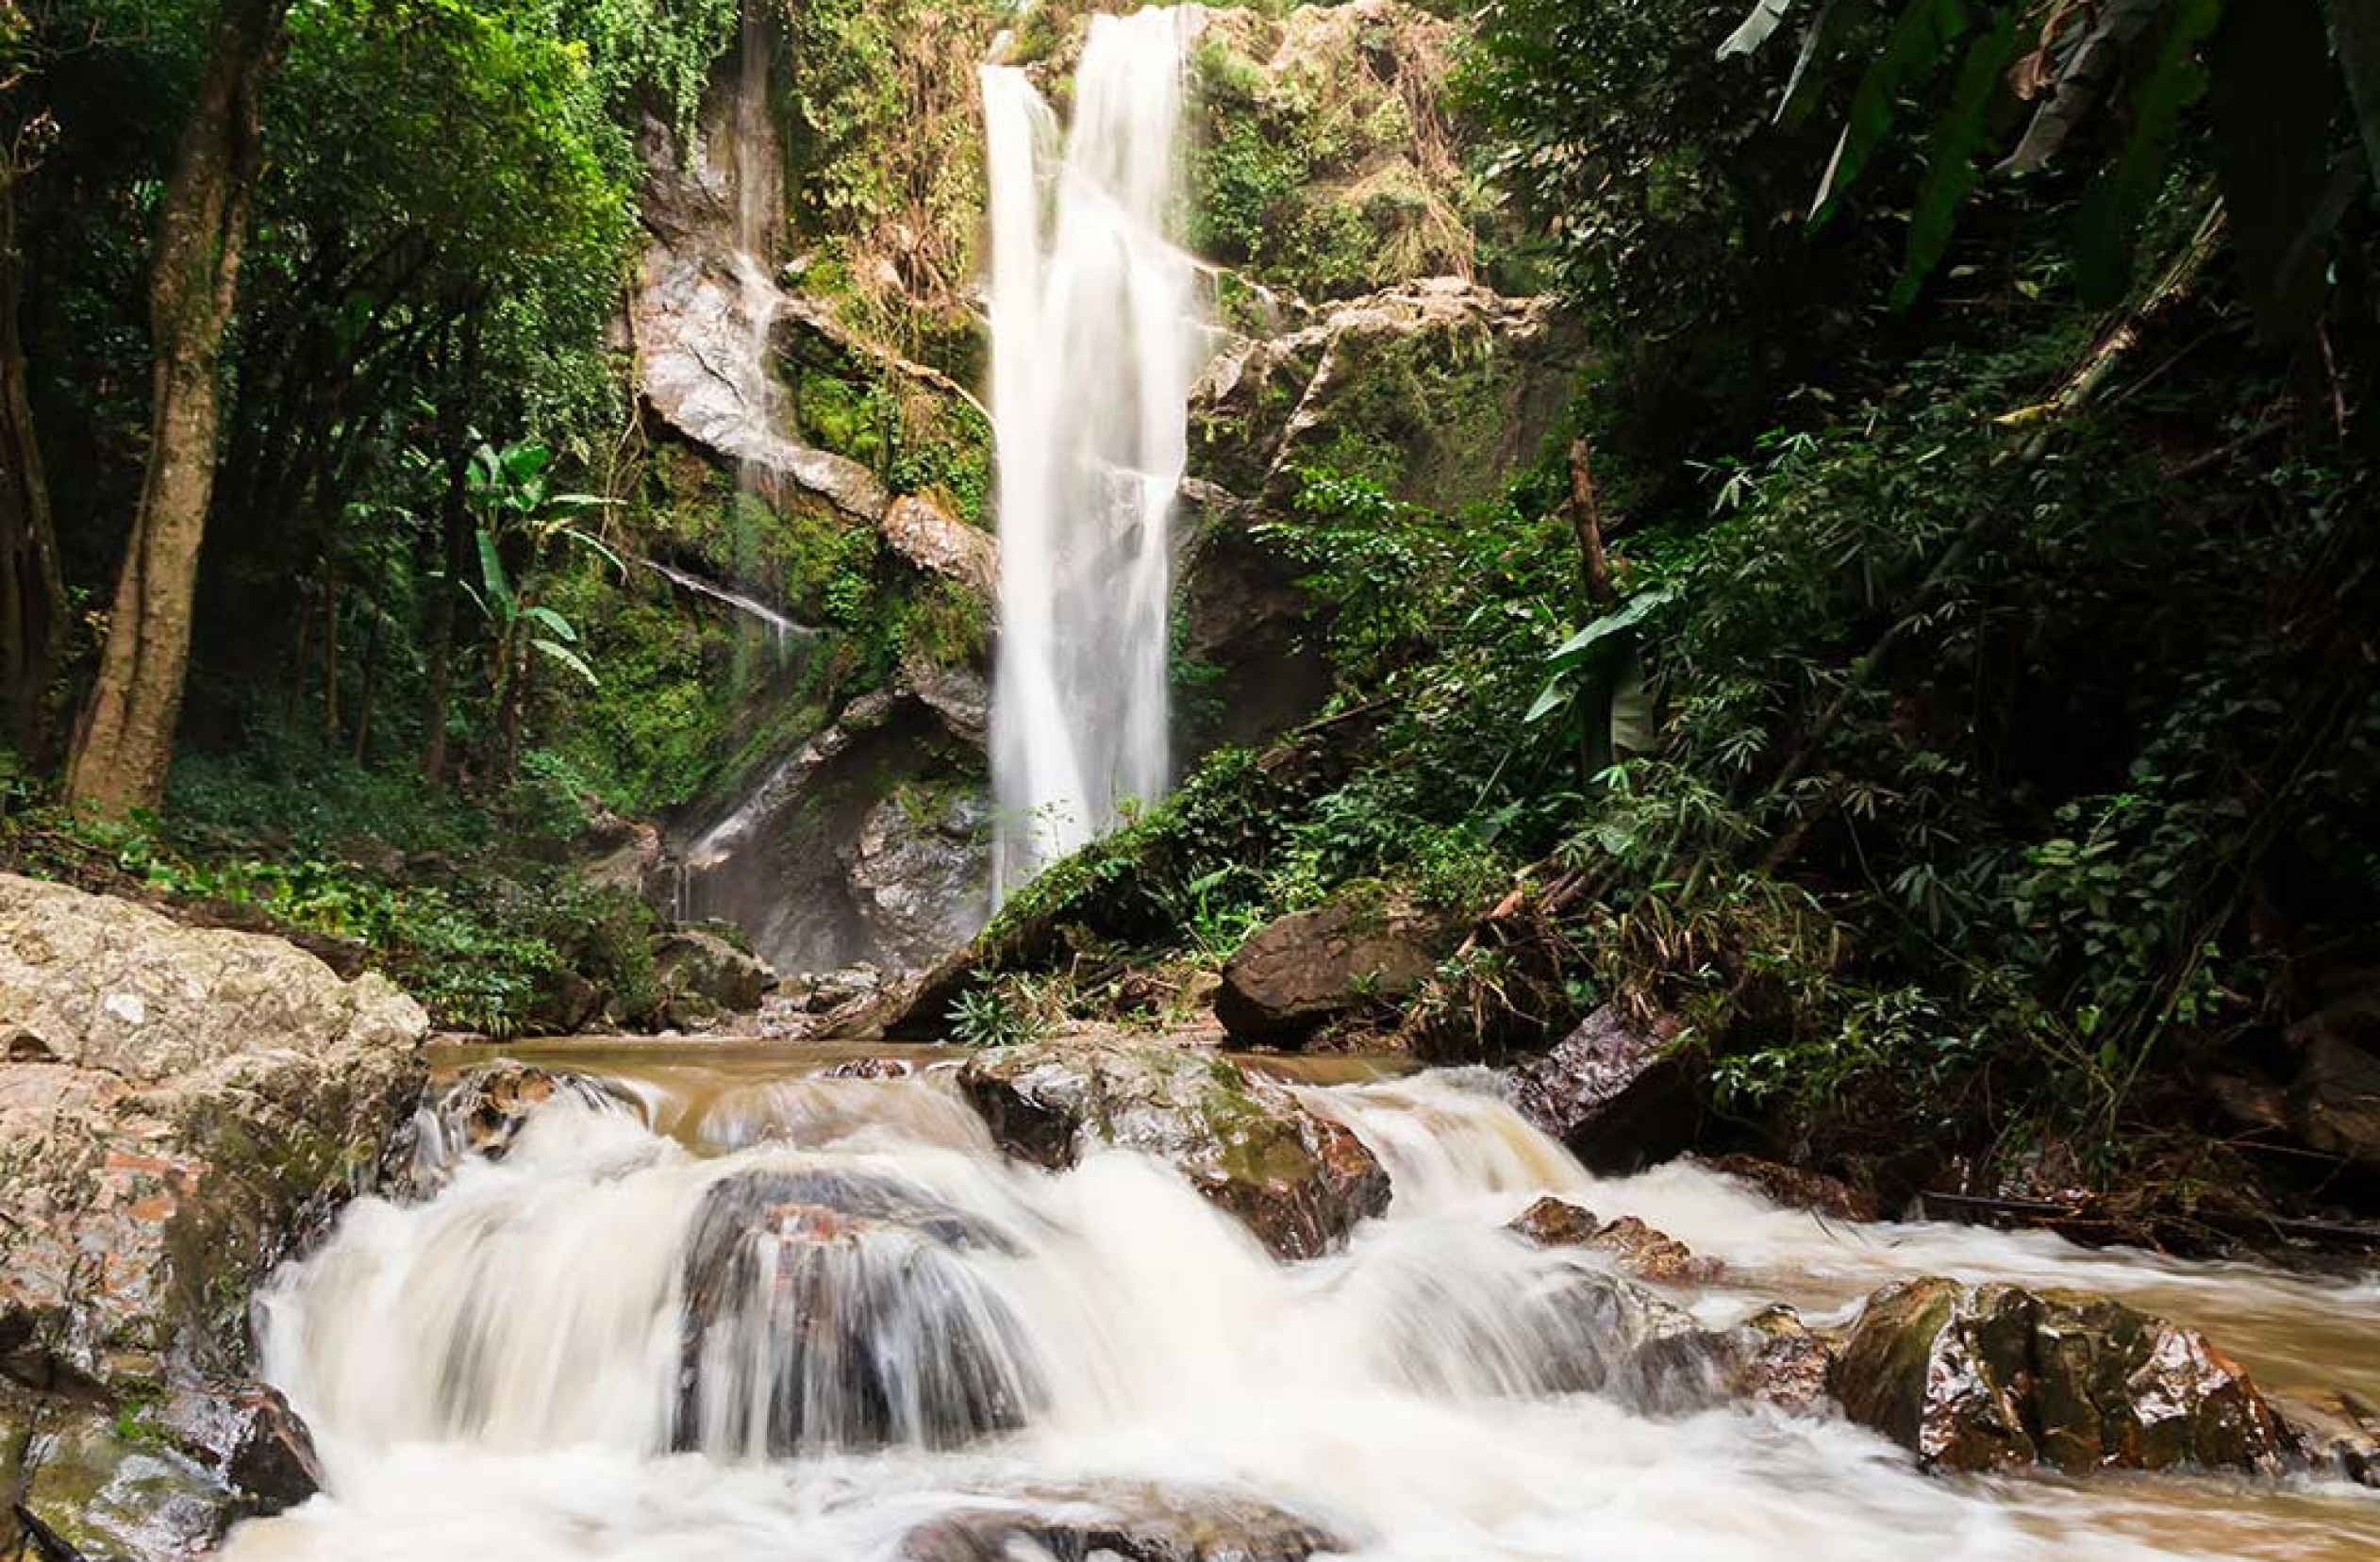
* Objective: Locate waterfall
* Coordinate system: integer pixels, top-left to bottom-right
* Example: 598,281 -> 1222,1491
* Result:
982,9 -> 1201,898
226,1060 -> 2380,1562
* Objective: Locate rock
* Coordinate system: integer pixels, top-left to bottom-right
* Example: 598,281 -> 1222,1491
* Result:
1191,279 -> 1573,513
1214,889 -> 1445,1047
2273,1388 -> 2380,1487
0,872 -> 426,1387
1830,1277 -> 2298,1474
848,786 -> 994,973
2284,998 -> 2380,1167
1631,1304 -> 1839,1418
674,1168 -> 1040,1454
1506,1194 -> 1604,1248
1504,1005 -> 1699,1172
883,492 -> 998,598
1697,1154 -> 1882,1221
957,1040 -> 1390,1258
900,1483 -> 1339,1562
652,927 -> 776,1014
385,1061 -> 634,1198
0,874 -> 424,1556
581,808 -> 671,903
1505,1196 -> 1721,1284
160,1378 -> 325,1515
1584,1215 -> 1723,1285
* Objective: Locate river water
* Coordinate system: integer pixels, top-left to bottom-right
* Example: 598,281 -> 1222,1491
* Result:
218,1045 -> 2380,1562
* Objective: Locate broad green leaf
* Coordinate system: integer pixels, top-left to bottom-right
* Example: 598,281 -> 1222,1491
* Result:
1891,7 -> 2024,310
524,604 -> 577,643
532,638 -> 599,688
1608,645 -> 1656,756
1525,675 -> 1573,725
1812,0 -> 1972,223
1777,0 -> 1873,129
1720,0 -> 1797,59
1545,587 -> 1677,671
2077,0 -> 2225,306
474,528 -> 514,617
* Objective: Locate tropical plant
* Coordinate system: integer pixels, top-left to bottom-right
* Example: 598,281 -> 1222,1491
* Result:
1718,0 -> 2373,325
461,438 -> 622,780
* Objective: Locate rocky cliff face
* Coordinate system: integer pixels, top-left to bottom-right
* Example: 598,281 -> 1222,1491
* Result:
625,0 -> 1583,979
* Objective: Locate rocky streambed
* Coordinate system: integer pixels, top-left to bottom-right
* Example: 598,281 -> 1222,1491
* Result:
6,873 -> 2380,1561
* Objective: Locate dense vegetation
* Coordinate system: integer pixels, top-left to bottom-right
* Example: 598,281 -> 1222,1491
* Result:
0,0 -> 2374,1238
952,0 -> 2380,1238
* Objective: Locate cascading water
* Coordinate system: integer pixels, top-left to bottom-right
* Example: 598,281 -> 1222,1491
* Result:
982,9 -> 1201,897
224,1055 -> 2380,1562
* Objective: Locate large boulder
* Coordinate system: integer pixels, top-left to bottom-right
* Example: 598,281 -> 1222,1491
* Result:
847,785 -> 995,973
1830,1277 -> 2299,1474
1503,1005 -> 1700,1172
674,1167 -> 1040,1455
0,872 -> 425,1553
957,1041 -> 1390,1258
1214,888 -> 1445,1047
652,926 -> 777,1017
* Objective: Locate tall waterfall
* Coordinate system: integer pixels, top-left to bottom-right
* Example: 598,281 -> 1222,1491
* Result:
982,9 -> 1201,898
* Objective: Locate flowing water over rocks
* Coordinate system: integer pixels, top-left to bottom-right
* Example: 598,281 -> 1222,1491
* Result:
213,1048 -> 2380,1562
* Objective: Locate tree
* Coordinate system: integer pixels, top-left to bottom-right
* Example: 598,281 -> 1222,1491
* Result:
61,0 -> 289,815
0,0 -> 64,756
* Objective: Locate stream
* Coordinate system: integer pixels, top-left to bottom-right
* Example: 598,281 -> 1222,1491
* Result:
220,1044 -> 2380,1562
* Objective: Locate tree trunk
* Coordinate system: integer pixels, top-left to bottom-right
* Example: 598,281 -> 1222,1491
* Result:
61,0 -> 290,816
351,597 -> 381,764
422,442 -> 471,786
0,150 -> 63,761
1564,438 -> 1616,609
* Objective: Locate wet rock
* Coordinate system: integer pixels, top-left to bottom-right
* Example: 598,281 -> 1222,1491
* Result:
2273,1388 -> 2380,1487
2,1387 -> 233,1562
652,927 -> 776,1014
1504,1005 -> 1699,1172
1214,889 -> 1445,1047
384,1061 -> 633,1197
1505,1197 -> 1721,1285
674,1168 -> 1040,1454
160,1379 -> 325,1515
848,787 -> 994,974
901,1483 -> 1340,1562
1584,1216 -> 1723,1285
1636,1304 -> 1838,1418
1697,1154 -> 1882,1221
0,872 -> 426,1388
957,1040 -> 1390,1258
1506,1194 -> 1604,1248
1830,1277 -> 2298,1474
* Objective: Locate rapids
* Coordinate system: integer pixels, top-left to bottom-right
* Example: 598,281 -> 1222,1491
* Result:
223,1052 -> 2380,1562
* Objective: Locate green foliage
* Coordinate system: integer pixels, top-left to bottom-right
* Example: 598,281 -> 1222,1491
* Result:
947,981 -> 1048,1048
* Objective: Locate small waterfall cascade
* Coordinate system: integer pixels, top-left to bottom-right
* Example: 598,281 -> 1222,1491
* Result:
982,9 -> 1202,898
227,1060 -> 2380,1562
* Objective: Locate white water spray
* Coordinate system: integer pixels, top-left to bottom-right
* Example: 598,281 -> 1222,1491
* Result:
982,9 -> 1201,897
